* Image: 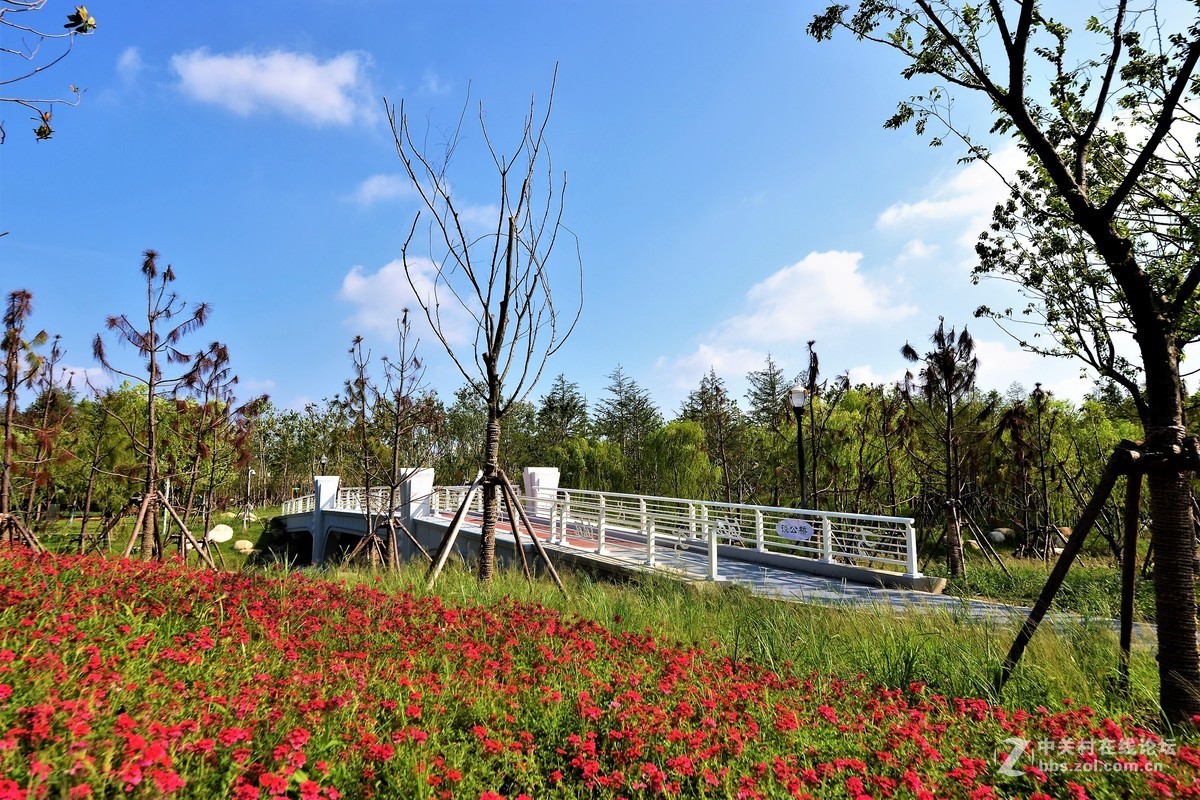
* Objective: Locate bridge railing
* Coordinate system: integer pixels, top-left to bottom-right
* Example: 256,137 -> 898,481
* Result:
535,487 -> 919,579
282,494 -> 316,515
283,483 -> 920,580
430,485 -> 526,520
282,488 -> 407,516
425,484 -> 918,579
332,487 -> 398,514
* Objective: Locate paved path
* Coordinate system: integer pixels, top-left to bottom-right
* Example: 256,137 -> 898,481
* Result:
437,509 -> 1150,640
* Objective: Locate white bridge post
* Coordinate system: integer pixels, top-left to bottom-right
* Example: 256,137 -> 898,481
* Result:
596,495 -> 607,554
904,521 -> 921,578
707,512 -> 719,581
311,474 -> 340,565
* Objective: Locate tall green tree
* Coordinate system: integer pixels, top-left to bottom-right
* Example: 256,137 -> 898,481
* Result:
680,369 -> 746,503
644,420 -> 718,501
593,365 -> 662,493
71,388 -> 134,548
537,374 -> 588,441
745,354 -> 793,507
801,341 -> 850,511
811,0 -> 1200,721
548,436 -> 624,492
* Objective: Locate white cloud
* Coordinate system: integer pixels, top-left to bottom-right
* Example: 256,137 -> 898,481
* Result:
117,47 -> 144,83
345,174 -> 414,206
846,363 -> 906,389
339,258 -> 473,347
655,251 -> 917,403
895,238 -> 938,264
655,345 -> 768,394
237,377 -> 276,397
723,251 -> 917,344
972,338 -> 1093,404
64,365 -> 110,392
876,144 -> 1025,234
420,69 -> 451,95
171,48 -> 374,126
457,203 -> 501,231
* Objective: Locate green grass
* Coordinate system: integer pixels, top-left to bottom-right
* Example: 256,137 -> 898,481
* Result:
30,504 -> 281,571
926,555 -> 1160,620
319,557 -> 1165,722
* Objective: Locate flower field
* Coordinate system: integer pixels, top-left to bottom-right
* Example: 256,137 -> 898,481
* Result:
0,546 -> 1197,799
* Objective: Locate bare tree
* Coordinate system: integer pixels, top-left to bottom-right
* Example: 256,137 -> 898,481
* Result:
388,68 -> 582,583
92,250 -> 214,565
0,2 -> 97,144
341,312 -> 438,570
21,333 -> 71,528
376,311 -> 438,567
901,318 -> 995,577
1,289 -> 45,549
342,335 -> 385,568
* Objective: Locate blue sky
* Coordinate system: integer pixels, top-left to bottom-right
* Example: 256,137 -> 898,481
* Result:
2,1 -> 1101,416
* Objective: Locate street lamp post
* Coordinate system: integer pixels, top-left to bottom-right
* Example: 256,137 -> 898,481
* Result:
788,385 -> 809,509
243,468 -> 255,532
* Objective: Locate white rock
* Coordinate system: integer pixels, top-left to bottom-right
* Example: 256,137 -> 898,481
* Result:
207,524 -> 234,543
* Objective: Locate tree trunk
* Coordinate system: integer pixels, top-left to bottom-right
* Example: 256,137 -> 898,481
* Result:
944,394 -> 964,577
1,347 -> 16,516
142,494 -> 158,559
1147,430 -> 1200,722
79,462 -> 98,554
946,503 -> 965,578
478,414 -> 501,583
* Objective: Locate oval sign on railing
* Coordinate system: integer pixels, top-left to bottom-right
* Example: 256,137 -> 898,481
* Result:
776,518 -> 814,542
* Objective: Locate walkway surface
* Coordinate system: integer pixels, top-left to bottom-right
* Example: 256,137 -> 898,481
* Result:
429,508 -> 1148,639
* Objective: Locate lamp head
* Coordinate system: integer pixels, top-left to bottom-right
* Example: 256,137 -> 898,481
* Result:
788,384 -> 809,410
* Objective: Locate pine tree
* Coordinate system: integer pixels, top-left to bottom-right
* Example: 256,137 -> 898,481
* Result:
593,366 -> 662,492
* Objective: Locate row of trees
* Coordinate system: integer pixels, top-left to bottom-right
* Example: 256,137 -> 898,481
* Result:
267,330 -> 1141,565
5,300 -> 1144,578
1,254 -> 264,556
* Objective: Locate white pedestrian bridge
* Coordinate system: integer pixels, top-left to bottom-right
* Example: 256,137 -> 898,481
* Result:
277,468 -> 945,595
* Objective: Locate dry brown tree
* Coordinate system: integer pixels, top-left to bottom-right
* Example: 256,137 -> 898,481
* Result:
388,68 -> 582,584
1,289 -> 46,550
92,250 -> 215,567
0,2 -> 97,144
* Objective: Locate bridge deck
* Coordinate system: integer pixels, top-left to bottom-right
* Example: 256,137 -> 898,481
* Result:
423,508 -> 1031,620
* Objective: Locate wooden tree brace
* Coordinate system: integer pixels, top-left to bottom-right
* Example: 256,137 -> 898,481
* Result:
1115,436 -> 1200,476
996,435 -> 1200,694
498,470 -> 567,597
997,448 -> 1124,691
